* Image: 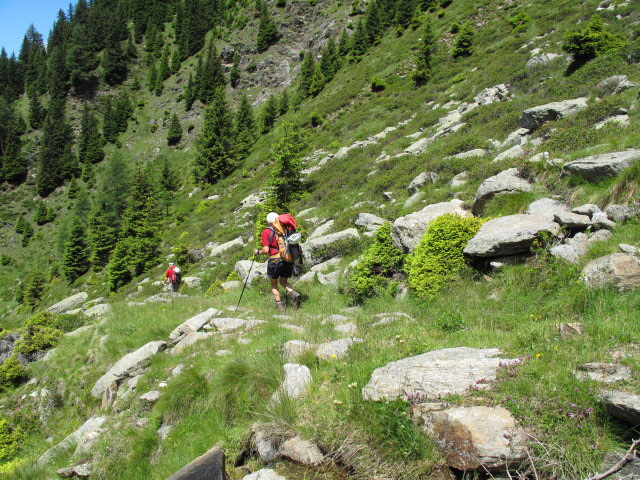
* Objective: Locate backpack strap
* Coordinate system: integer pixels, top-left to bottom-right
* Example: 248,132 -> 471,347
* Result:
268,227 -> 281,260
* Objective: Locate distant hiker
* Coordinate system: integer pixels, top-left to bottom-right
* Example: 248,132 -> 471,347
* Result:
254,212 -> 303,313
163,262 -> 181,292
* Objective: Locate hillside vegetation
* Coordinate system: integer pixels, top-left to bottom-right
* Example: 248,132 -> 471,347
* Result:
0,0 -> 640,478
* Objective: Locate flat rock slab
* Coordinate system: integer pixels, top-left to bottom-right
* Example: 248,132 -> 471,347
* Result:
472,168 -> 531,215
562,150 -> 640,182
84,303 -> 112,318
582,253 -> 640,290
211,317 -> 247,333
392,200 -> 471,253
283,340 -> 315,360
574,363 -> 632,383
302,229 -> 360,266
518,97 -> 588,130
166,447 -> 226,480
243,469 -> 287,480
47,292 -> 89,314
411,405 -> 526,471
362,347 -> 518,401
598,390 -> 640,425
140,390 -> 161,403
91,341 -> 167,398
171,332 -> 215,355
37,416 -> 106,466
169,308 -> 223,340
464,214 -> 560,258
209,236 -> 244,256
316,338 -> 363,360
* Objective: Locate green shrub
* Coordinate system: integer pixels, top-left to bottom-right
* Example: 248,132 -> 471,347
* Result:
509,12 -> 531,34
0,254 -> 11,266
0,418 -> 23,461
0,356 -> 29,389
171,243 -> 194,272
371,78 -> 386,92
452,23 -> 474,58
344,223 -> 404,303
563,15 -> 625,64
310,111 -> 324,127
14,312 -> 64,356
405,214 -> 485,298
450,22 -> 460,34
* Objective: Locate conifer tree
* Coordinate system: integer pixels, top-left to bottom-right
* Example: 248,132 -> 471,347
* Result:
260,94 -> 279,133
257,6 -> 279,52
21,221 -> 33,247
66,24 -> 96,94
47,45 -> 69,99
297,51 -> 315,99
24,270 -> 45,305
308,63 -> 326,96
102,96 -> 118,143
107,240 -> 130,291
230,52 -> 240,88
158,46 -> 170,82
88,208 -> 115,270
279,89 -> 289,116
147,62 -> 158,92
1,108 -> 26,184
127,32 -> 138,58
78,102 -> 104,165
15,216 -> 26,234
199,43 -> 225,104
67,177 -> 79,199
351,20 -> 369,57
194,87 -> 236,184
96,153 -> 130,231
155,73 -> 164,96
81,162 -> 95,186
62,216 -> 90,282
452,23 -> 474,58
338,29 -> 351,57
28,89 -> 44,129
394,0 -> 416,29
114,92 -> 133,134
235,93 -> 255,159
37,97 -> 72,197
412,16 -> 435,85
365,0 -> 384,44
184,73 -> 195,111
170,47 -> 181,75
167,113 -> 182,146
34,201 -> 49,225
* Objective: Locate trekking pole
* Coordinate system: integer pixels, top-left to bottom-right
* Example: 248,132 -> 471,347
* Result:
236,254 -> 256,310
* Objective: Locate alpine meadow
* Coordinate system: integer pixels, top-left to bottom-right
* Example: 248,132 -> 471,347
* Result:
1,0 -> 640,479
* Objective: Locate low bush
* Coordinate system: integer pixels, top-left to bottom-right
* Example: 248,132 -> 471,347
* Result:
563,15 -> 626,64
405,214 -> 485,298
0,418 -> 23,461
371,78 -> 386,92
0,356 -> 28,389
344,223 -> 404,303
14,311 -> 64,356
509,12 -> 532,34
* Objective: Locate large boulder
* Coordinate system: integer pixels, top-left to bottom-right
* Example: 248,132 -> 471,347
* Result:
392,200 -> 471,253
235,259 -> 268,286
582,253 -> 640,290
605,204 -> 639,223
47,292 -> 89,314
526,198 -> 591,229
169,308 -> 222,340
308,219 -> 335,240
472,169 -> 531,215
355,213 -> 385,233
411,404 -> 526,471
209,237 -> 245,256
550,233 -> 589,263
166,447 -> 226,480
37,416 -> 106,466
598,390 -> 640,426
84,303 -> 112,318
302,229 -> 360,266
518,97 -> 589,130
90,341 -> 167,398
273,363 -> 312,400
408,172 -> 429,194
464,214 -> 560,258
561,150 -> 640,182
170,332 -> 215,355
362,347 -> 518,402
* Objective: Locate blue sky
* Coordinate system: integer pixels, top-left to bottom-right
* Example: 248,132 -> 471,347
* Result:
0,0 -> 69,56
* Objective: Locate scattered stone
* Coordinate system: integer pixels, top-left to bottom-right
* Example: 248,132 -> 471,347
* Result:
562,150 -> 640,181
605,204 -> 639,223
169,308 -> 222,340
518,97 -> 589,130
278,436 -> 324,466
472,168 -> 531,215
559,322 -> 585,340
243,470 -> 286,480
325,314 -> 350,324
166,446 -> 226,480
297,207 -> 316,218
298,271 -> 316,282
450,171 -> 469,188
550,233 -> 589,263
335,322 -> 357,335
573,204 -> 601,217
221,280 -> 241,290
157,425 -> 173,442
403,191 -> 426,208
308,219 -> 335,240
501,127 -> 531,148
408,172 -> 429,194
317,271 -> 340,285
171,332 -> 215,354
283,340 -> 315,360
144,292 -> 187,303
619,244 -> 639,254
282,324 -> 304,334
47,292 -> 89,314
392,199 -> 471,253
57,463 -> 92,478
127,375 -> 141,389
90,341 -> 167,398
449,149 -> 487,159
182,277 -> 202,288
171,364 -> 185,377
311,256 -> 342,273
589,229 -> 612,244
235,259 -> 268,285
140,390 -> 161,403
355,213 -> 385,232
316,338 -> 363,360
598,390 -> 640,425
493,144 -> 525,163
66,325 -> 94,338
84,303 -> 112,319
37,416 -> 106,466
582,253 -> 640,290
273,364 -> 312,400
302,229 -> 360,266
239,192 -> 265,210
597,75 -> 638,94
574,363 -> 632,383
595,115 -> 630,130
362,347 -> 519,401
411,404 -> 525,471
209,237 -> 245,256
464,214 -> 560,258
591,211 -> 617,230
216,350 -> 231,356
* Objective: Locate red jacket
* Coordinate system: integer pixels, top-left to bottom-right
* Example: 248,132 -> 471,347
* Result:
165,266 -> 176,282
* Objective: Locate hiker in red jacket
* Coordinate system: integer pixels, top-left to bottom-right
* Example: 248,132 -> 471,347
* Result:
162,262 -> 180,292
254,212 -> 302,313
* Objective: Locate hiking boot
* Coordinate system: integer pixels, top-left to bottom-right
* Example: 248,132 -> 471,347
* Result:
288,290 -> 301,310
275,301 -> 286,313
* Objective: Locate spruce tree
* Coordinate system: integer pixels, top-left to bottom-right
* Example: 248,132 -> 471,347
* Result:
412,16 -> 435,85
24,271 -> 45,305
15,216 -> 26,234
78,102 -> 104,165
452,23 -> 474,58
37,97 -> 72,197
102,96 -> 118,143
127,32 -> 138,58
158,46 -> 170,82
88,208 -> 115,270
279,89 -> 289,116
67,177 -> 79,199
235,93 -> 255,159
199,43 -> 225,104
394,0 -> 416,30
297,51 -> 315,99
256,7 -> 279,52
47,45 -> 69,99
230,52 -> 240,88
260,94 -> 279,133
114,91 -> 133,134
148,62 -> 158,92
96,153 -> 130,231
66,24 -> 96,94
351,19 -> 369,57
194,87 -> 236,184
338,29 -> 351,57
365,0 -> 384,45
184,73 -> 195,111
170,47 -> 181,75
34,201 -> 49,225
167,113 -> 182,146
28,90 -> 44,129
62,216 -> 90,282
107,240 -> 130,291
1,108 -> 26,184
308,64 -> 326,96
21,221 -> 33,247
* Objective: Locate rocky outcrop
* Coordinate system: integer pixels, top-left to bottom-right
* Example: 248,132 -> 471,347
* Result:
392,200 -> 471,253
57,464 -> 91,478
244,425 -> 324,467
84,303 -> 112,318
408,172 -> 429,194
526,198 -> 591,229
235,259 -> 269,285
308,219 -> 335,240
526,52 -> 566,69
582,254 -> 640,290
171,332 -> 215,355
37,416 -> 106,466
605,204 -> 639,223
562,150 -> 640,182
166,447 -> 226,480
518,97 -> 589,130
47,292 -> 89,314
362,348 -> 518,401
597,75 -> 638,94
411,404 -> 526,471
91,341 -> 167,398
472,169 -> 532,215
464,214 -> 560,258
283,340 -> 315,360
169,308 -> 223,340
598,390 -> 640,425
302,229 -> 360,266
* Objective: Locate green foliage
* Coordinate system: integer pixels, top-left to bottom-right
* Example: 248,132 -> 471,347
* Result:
345,223 -> 404,303
297,51 -> 315,99
452,22 -> 474,58
370,77 -> 386,92
256,5 -> 279,52
0,357 -> 28,390
171,243 -> 194,272
308,64 -> 326,97
434,310 -> 464,332
15,311 -> 64,356
78,102 -> 104,165
157,368 -> 209,423
509,12 -> 532,34
563,15 -> 625,64
167,113 -> 182,146
310,111 -> 324,127
37,97 -> 73,197
23,271 -> 45,306
62,216 -> 90,282
260,95 -> 279,134
406,214 -> 484,298
0,418 -> 24,461
0,254 -> 11,266
230,52 -> 240,88
107,241 -> 131,291
21,221 -> 33,247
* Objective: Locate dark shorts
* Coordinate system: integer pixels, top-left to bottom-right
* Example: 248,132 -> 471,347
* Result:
267,259 -> 293,279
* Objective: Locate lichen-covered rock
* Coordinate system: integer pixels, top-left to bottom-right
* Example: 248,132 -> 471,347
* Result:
302,229 -> 360,266
518,97 -> 589,130
598,390 -> 640,425
166,447 -> 226,480
562,150 -> 640,182
574,363 -> 632,383
46,292 -> 89,314
273,363 -> 312,400
316,338 -> 363,360
169,308 -> 222,340
235,259 -> 268,285
582,253 -> 640,290
472,169 -> 531,215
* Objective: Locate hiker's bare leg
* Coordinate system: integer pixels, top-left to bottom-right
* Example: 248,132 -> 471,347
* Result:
279,277 -> 293,293
270,278 -> 281,302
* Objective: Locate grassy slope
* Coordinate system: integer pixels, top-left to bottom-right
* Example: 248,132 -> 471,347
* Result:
1,0 -> 640,477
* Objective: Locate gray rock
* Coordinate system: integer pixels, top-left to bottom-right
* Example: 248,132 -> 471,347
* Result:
595,114 -> 630,130
526,52 -> 565,69
550,233 -> 589,263
216,350 -> 231,356
316,338 -> 363,360
308,219 -> 335,240
553,211 -> 592,229
501,127 -> 531,148
171,332 -> 215,354
574,363 -> 632,383
449,149 -> 487,159
493,144 -> 525,163
392,200 -> 471,253
450,171 -> 469,188
157,424 -> 173,441
90,341 -> 167,398
562,150 -> 640,181
211,317 -> 247,333
84,303 -> 112,318
598,390 -> 640,425
182,277 -> 202,288
362,347 -> 518,402
518,97 -> 589,130
169,308 -> 222,340
239,191 -> 265,209
57,463 -> 92,478
243,469 -> 286,480
335,322 -> 357,335
464,214 -> 560,258
144,292 -> 187,303
310,256 -> 342,273
573,204 -> 601,217
605,204 -> 639,223
411,405 -> 525,471
37,416 -> 106,466
273,363 -> 312,400
281,324 -> 304,334
582,253 -> 640,290
235,259 -> 268,285
355,213 -> 385,232
46,292 -> 89,314
209,237 -> 245,256
472,169 -> 531,215
171,364 -> 185,376
221,280 -> 241,289
65,325 -> 94,338
302,229 -> 360,266
597,75 -> 638,94
619,244 -> 639,254
525,197 -> 569,217
166,447 -> 226,480
559,322 -> 585,340
408,172 -> 429,194
140,390 -> 161,403
317,270 -> 340,285
283,340 -> 315,360
278,436 -> 324,466
589,229 -> 613,244
403,191 -> 426,208
298,271 -> 316,282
